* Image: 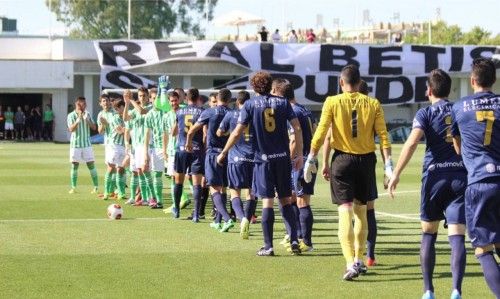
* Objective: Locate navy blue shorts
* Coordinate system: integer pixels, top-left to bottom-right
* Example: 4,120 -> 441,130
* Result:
292,157 -> 317,196
252,159 -> 292,199
420,171 -> 466,223
205,153 -> 227,187
228,162 -> 253,189
174,151 -> 204,175
465,179 -> 500,248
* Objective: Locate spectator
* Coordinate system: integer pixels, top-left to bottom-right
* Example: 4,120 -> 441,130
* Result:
258,26 -> 269,42
32,106 -> 42,141
14,106 -> 25,140
287,29 -> 298,43
43,104 -> 54,141
0,105 -> 4,140
4,106 -> 14,140
306,28 -> 316,43
271,29 -> 281,42
23,104 -> 32,140
392,32 -> 403,45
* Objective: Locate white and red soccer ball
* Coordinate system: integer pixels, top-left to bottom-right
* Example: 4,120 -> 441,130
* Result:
107,204 -> 123,220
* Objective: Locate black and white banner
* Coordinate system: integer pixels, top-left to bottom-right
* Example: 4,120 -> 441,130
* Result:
94,41 -> 499,105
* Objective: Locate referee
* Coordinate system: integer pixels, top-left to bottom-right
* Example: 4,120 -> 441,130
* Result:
305,64 -> 392,280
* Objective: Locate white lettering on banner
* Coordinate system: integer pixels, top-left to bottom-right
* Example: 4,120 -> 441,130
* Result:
93,41 -> 500,105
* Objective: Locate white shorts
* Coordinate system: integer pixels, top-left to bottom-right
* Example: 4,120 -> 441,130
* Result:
5,123 -> 13,130
69,147 -> 95,163
166,155 -> 175,176
105,144 -> 126,166
150,148 -> 165,172
128,148 -> 138,172
134,147 -> 148,170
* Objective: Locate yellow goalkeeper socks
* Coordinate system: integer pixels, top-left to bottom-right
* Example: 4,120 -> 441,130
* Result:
338,205 -> 355,267
353,203 -> 368,263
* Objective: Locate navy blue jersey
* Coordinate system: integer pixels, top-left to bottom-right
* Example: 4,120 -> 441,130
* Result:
219,109 -> 254,163
291,103 -> 316,155
412,99 -> 465,175
196,105 -> 229,154
238,94 -> 296,163
176,104 -> 203,152
451,92 -> 500,185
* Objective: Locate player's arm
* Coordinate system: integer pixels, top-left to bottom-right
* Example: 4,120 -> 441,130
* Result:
373,102 -> 393,185
309,99 -> 333,157
186,122 -> 204,152
452,136 -> 461,155
289,131 -> 296,158
450,108 -> 461,155
290,118 -> 304,171
143,127 -> 151,168
387,128 -> 424,198
122,90 -> 133,121
97,113 -> 106,134
172,120 -> 178,137
124,126 -> 131,152
84,112 -> 97,131
67,114 -> 81,132
321,128 -> 332,181
162,131 -> 168,161
217,124 -> 246,165
129,97 -> 147,115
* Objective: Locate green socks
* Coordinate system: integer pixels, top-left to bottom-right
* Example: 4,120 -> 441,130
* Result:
87,164 -> 98,188
130,174 -> 139,199
116,171 -> 126,197
70,164 -> 79,189
153,171 -> 163,204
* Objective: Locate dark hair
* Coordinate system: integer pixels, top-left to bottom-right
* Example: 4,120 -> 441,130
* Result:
272,78 -> 290,97
186,88 -> 199,102
209,92 -> 218,99
75,96 -> 86,103
168,91 -> 179,98
218,88 -> 232,103
341,64 -> 361,85
428,69 -> 451,98
282,83 -> 295,100
174,87 -> 185,94
471,58 -> 496,88
113,99 -> 125,109
149,88 -> 158,95
100,94 -> 110,101
237,90 -> 250,105
358,80 -> 369,95
138,86 -> 148,94
251,71 -> 273,94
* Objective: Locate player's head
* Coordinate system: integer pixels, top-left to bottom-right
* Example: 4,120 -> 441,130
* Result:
186,88 -> 199,104
174,87 -> 186,102
7,106 -> 11,111
271,78 -> 289,96
137,87 -> 149,105
471,58 -> 496,89
45,104 -> 51,110
75,96 -> 86,111
217,88 -> 232,104
209,92 -> 218,107
236,90 -> 250,107
340,64 -> 361,91
168,91 -> 180,110
99,94 -> 111,110
112,98 -> 125,114
251,71 -> 273,95
427,69 -> 451,100
358,80 -> 369,95
149,87 -> 158,103
17,106 -> 22,111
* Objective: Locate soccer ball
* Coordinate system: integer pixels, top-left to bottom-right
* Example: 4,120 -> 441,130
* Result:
107,204 -> 123,220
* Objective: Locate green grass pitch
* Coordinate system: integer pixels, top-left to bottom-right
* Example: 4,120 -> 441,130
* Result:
0,142 -> 493,298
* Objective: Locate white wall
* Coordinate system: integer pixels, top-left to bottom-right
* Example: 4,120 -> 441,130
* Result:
0,60 -> 73,89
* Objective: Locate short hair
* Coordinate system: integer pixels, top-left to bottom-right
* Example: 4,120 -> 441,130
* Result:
358,80 -> 369,95
218,88 -> 232,103
471,58 -> 496,88
186,88 -> 199,102
341,64 -> 361,85
428,69 -> 451,98
282,83 -> 295,100
168,91 -> 179,98
100,94 -> 109,101
137,86 -> 148,94
272,78 -> 290,97
237,90 -> 250,105
112,99 -> 125,109
251,71 -> 273,94
209,92 -> 218,99
149,88 -> 158,95
75,96 -> 86,103
174,87 -> 185,94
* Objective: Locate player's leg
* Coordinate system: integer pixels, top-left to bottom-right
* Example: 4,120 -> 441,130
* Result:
466,183 -> 500,297
150,148 -> 165,208
420,220 -> 439,298
230,189 -> 245,221
69,162 -> 79,193
82,147 -> 98,193
295,159 -> 316,252
171,151 -> 188,218
103,164 -> 116,199
199,179 -> 209,219
366,199 -> 377,266
353,200 -> 368,269
190,173 -> 203,222
114,146 -> 127,200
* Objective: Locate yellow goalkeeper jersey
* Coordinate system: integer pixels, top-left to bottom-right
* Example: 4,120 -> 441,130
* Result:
311,92 -> 391,154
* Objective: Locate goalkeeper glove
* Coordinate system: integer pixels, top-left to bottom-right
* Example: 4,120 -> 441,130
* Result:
303,154 -> 318,183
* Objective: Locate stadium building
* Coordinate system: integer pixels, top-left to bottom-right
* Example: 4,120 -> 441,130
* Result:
0,36 -> 498,142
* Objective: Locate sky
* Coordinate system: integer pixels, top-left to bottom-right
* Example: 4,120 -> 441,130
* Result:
1,0 -> 499,38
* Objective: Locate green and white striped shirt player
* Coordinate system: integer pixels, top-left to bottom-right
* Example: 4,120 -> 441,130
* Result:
164,110 -> 177,157
109,114 -> 125,146
127,105 -> 152,149
145,109 -> 167,149
97,110 -> 116,145
67,111 -> 94,148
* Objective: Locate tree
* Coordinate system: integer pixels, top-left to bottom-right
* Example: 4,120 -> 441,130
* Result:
404,21 -> 499,45
46,0 -> 218,39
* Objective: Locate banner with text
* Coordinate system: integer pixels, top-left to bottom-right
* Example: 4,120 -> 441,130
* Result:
94,41 -> 499,105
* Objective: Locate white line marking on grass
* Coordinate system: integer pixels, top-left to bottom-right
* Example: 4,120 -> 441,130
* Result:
378,190 -> 420,197
375,211 -> 420,221
0,217 -> 164,223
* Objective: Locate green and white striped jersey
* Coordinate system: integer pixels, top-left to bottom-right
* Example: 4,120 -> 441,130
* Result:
145,108 -> 167,149
164,110 -> 177,157
109,114 -> 125,146
127,105 -> 152,149
97,109 -> 116,145
67,111 -> 94,148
